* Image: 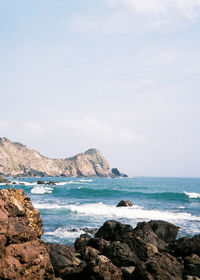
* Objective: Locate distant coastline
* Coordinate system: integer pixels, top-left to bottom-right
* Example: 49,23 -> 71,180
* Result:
0,137 -> 127,178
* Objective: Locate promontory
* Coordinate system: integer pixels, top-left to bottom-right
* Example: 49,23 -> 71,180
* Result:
0,137 -> 127,177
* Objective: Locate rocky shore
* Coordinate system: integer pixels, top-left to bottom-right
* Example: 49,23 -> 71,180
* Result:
0,189 -> 199,280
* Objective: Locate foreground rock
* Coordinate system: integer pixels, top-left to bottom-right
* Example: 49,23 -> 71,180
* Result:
71,220 -> 200,280
0,188 -> 55,279
1,188 -> 200,279
0,137 -> 126,177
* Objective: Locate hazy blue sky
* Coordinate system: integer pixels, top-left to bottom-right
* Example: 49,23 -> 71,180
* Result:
1,0 -> 200,177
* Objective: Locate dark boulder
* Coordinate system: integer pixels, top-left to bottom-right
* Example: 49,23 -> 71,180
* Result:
75,234 -> 91,254
95,220 -> 133,242
133,253 -> 183,280
133,220 -> 179,250
37,180 -> 45,184
82,254 -> 122,280
88,237 -> 110,252
103,241 -> 138,266
169,235 -> 200,258
116,200 -> 133,207
46,243 -> 86,279
111,168 -> 128,177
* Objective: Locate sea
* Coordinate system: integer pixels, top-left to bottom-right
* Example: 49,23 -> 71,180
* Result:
1,176 -> 200,245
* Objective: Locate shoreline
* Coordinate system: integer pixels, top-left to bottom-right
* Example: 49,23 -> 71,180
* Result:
0,188 -> 199,279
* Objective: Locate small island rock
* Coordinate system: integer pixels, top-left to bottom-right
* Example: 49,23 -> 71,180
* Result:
117,200 -> 133,207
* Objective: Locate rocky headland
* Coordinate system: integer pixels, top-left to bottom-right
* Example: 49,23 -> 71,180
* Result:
0,189 -> 200,280
0,137 -> 127,178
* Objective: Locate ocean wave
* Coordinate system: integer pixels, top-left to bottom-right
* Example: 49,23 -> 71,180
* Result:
46,227 -> 85,239
78,179 -> 93,182
31,186 -> 53,194
184,192 -> 200,199
34,202 -> 200,222
55,182 -> 68,185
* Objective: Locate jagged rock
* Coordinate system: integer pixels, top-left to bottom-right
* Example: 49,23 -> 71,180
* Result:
46,243 -> 86,279
37,180 -> 45,184
0,137 -> 124,177
111,168 -> 128,177
0,188 -> 55,280
82,254 -> 122,280
81,246 -> 100,261
116,200 -> 133,207
169,235 -> 200,258
103,241 -> 138,266
132,253 -> 183,280
121,266 -> 135,280
75,234 -> 91,253
88,237 -> 110,252
133,220 -> 179,250
95,220 -> 133,242
0,176 -> 10,184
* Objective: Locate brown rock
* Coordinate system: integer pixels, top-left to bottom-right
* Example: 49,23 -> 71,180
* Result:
133,253 -> 183,280
0,189 -> 54,280
103,241 -> 138,266
83,255 -> 122,280
169,235 -> 200,258
46,243 -> 85,279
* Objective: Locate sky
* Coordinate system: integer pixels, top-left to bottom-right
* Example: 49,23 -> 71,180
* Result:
0,0 -> 200,177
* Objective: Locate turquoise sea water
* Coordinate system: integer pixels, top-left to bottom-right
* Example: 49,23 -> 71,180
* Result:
1,176 -> 200,244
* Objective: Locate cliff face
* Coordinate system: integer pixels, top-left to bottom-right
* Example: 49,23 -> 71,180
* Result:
0,137 -> 114,177
0,188 -> 55,279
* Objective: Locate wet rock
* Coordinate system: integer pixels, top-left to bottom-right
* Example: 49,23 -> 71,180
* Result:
103,241 -> 138,266
37,179 -> 45,184
88,237 -> 110,252
116,200 -> 133,207
75,233 -> 91,253
133,220 -> 179,250
46,243 -> 85,279
133,253 -> 183,280
111,168 -> 128,177
81,246 -> 100,261
83,255 -> 122,280
120,266 -> 135,280
169,235 -> 200,257
95,220 -> 133,242
0,188 -> 54,279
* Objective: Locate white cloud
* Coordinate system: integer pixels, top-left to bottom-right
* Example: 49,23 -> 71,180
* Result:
109,0 -> 200,19
68,0 -> 200,34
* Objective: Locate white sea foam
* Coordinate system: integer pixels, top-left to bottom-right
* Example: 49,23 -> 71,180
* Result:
18,181 -> 36,186
184,192 -> 200,199
46,227 -> 85,239
78,179 -> 93,182
31,186 -> 53,194
55,182 -> 68,185
33,202 -> 200,222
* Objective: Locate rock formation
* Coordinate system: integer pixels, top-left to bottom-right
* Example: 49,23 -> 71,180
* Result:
0,188 -> 55,279
116,200 -> 133,207
0,137 -> 126,177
